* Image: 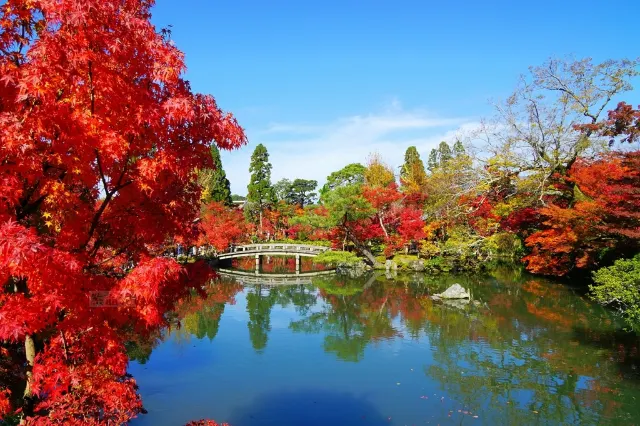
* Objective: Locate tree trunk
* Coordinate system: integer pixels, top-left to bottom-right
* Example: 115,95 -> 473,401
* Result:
378,214 -> 389,239
20,334 -> 36,424
344,228 -> 377,265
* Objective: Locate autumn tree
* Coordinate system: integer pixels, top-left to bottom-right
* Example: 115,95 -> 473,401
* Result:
524,151 -> 640,276
523,99 -> 640,276
477,57 -> 638,202
399,147 -> 427,204
0,0 -> 246,423
199,202 -> 248,253
366,153 -> 396,187
246,143 -> 275,233
198,145 -> 232,206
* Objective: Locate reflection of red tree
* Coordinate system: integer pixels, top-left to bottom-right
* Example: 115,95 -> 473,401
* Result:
174,277 -> 243,319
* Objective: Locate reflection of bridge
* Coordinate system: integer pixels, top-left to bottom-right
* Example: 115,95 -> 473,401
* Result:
217,243 -> 331,273
218,268 -> 335,286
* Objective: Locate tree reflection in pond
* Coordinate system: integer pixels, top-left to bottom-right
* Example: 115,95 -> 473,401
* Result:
130,269 -> 640,426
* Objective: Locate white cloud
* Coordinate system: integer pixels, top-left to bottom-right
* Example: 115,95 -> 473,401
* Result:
221,102 -> 478,195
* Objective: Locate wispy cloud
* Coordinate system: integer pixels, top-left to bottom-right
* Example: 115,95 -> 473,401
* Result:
222,101 -> 478,194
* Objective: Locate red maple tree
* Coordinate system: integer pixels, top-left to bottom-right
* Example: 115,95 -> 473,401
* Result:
523,152 -> 640,275
199,202 -> 249,253
0,0 -> 245,423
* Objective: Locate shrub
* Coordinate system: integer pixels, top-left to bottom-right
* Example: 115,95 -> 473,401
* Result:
314,250 -> 361,267
590,254 -> 640,329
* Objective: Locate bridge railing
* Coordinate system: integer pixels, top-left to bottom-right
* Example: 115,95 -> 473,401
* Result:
222,243 -> 330,255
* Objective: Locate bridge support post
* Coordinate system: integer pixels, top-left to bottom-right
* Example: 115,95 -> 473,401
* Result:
255,254 -> 261,274
295,254 -> 300,275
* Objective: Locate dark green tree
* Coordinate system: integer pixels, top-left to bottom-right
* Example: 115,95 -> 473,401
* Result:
288,179 -> 318,207
453,140 -> 466,157
198,145 -> 232,206
246,285 -> 277,353
246,143 -> 275,232
428,149 -> 438,172
438,141 -> 453,164
319,163 -> 365,200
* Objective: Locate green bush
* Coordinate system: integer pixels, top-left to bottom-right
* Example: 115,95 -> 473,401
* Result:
314,250 -> 361,267
590,254 -> 640,329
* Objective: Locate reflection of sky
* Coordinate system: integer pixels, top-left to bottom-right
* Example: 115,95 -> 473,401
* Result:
129,279 -> 640,426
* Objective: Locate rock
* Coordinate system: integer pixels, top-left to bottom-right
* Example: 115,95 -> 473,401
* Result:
336,261 -> 370,277
385,260 -> 393,271
442,298 -> 470,309
432,283 -> 470,300
409,260 -> 425,272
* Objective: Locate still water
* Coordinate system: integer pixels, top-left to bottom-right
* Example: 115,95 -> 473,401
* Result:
129,266 -> 640,426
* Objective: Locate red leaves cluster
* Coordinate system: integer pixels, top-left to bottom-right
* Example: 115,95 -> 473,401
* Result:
360,183 -> 426,256
0,0 -> 245,422
578,102 -> 640,144
524,151 -> 640,275
199,202 -> 249,252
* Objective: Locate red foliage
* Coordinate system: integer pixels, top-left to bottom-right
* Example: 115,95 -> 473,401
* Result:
578,102 -> 640,144
199,202 -> 248,252
185,420 -> 229,426
523,151 -> 640,275
0,0 -> 245,422
500,207 -> 541,236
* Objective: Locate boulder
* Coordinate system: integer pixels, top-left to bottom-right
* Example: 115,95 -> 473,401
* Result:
432,283 -> 470,300
409,260 -> 425,272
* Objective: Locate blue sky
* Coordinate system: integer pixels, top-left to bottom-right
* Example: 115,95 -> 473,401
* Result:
152,0 -> 640,194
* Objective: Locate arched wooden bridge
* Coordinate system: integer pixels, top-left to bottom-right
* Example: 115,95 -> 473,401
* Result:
217,243 -> 330,260
216,243 -> 332,273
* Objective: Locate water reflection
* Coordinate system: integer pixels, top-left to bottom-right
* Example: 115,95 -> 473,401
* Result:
130,268 -> 640,425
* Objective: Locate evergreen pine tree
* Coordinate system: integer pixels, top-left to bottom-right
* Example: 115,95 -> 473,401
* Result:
453,140 -> 466,157
437,141 -> 453,165
427,148 -> 438,172
247,144 -> 275,232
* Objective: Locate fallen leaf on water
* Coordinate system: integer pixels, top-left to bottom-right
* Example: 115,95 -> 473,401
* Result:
533,410 -> 539,414
473,415 -> 479,419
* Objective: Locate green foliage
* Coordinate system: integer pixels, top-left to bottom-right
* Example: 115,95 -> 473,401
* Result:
314,250 -> 361,267
198,145 -> 232,206
276,178 -> 318,206
273,178 -> 292,202
320,163 -> 365,199
427,149 -> 438,172
438,141 -> 453,165
323,184 -> 375,225
453,140 -> 466,157
246,144 -> 275,225
231,194 -> 246,201
247,143 -> 275,208
483,232 -> 524,259
590,255 -> 640,329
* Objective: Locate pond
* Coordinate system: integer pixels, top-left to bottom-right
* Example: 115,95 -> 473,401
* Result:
129,265 -> 640,426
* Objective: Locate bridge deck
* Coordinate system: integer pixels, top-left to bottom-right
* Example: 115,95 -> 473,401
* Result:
217,243 -> 330,260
